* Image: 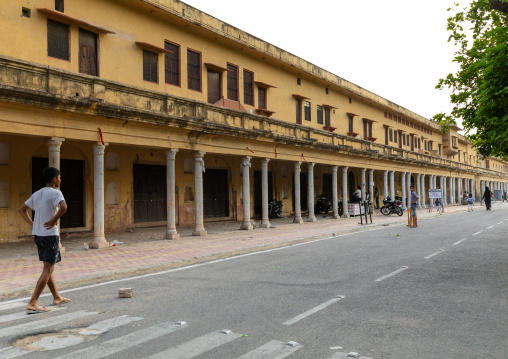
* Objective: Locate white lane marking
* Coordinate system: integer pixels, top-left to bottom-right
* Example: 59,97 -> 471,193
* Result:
453,238 -> 467,245
375,267 -> 408,282
0,311 -> 97,339
0,220 -> 431,306
283,296 -> 345,326
237,340 -> 302,359
0,346 -> 30,359
147,331 -> 242,359
424,250 -> 444,259
486,226 -> 494,229
0,306 -> 66,324
78,315 -> 143,335
328,351 -> 373,359
56,321 -> 185,359
472,230 -> 483,236
497,221 -> 504,225
0,302 -> 25,312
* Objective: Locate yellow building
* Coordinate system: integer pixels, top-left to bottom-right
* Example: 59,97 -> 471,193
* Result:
0,0 -> 507,244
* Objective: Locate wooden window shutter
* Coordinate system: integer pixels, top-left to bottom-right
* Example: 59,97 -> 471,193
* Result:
304,101 -> 311,122
143,50 -> 158,83
317,105 -> 323,125
47,19 -> 69,60
165,42 -> 180,86
243,70 -> 254,106
258,87 -> 266,109
324,107 -> 330,126
227,64 -> 238,101
187,50 -> 201,91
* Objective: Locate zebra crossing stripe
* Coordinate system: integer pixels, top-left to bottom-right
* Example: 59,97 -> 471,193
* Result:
237,340 -> 302,359
0,302 -> 25,312
0,307 -> 66,325
0,311 -> 97,339
78,315 -> 143,335
55,321 -> 185,359
328,352 -> 373,359
282,296 -> 344,326
147,331 -> 243,359
0,346 -> 30,359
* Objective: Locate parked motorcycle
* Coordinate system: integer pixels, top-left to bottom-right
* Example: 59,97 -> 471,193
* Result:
315,194 -> 332,213
268,199 -> 283,218
380,196 -> 403,216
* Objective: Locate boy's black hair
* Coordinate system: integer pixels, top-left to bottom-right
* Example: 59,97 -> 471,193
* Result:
42,167 -> 60,184
410,185 -> 414,189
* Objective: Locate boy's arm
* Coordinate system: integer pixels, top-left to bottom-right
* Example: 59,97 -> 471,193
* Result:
44,200 -> 67,229
18,204 -> 34,228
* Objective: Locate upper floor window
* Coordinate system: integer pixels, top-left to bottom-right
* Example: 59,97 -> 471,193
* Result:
165,42 -> 180,86
187,49 -> 201,91
55,0 -> 64,12
348,115 -> 354,133
143,50 -> 158,83
304,101 -> 311,121
324,107 -> 331,126
243,70 -> 254,106
317,105 -> 323,125
47,20 -> 69,61
258,87 -> 266,110
389,128 -> 393,142
394,130 -> 398,143
227,64 -> 238,101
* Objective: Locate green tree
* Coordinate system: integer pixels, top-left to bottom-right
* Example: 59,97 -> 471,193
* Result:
434,0 -> 508,161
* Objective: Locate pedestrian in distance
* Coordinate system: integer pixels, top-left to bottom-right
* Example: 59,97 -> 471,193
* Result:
435,197 -> 441,213
467,192 -> 474,212
482,186 -> 492,211
374,187 -> 380,209
503,190 -> 507,202
410,185 -> 419,228
18,167 -> 70,314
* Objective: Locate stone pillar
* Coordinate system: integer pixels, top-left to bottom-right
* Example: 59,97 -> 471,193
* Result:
421,174 -> 426,208
416,174 -> 422,208
449,176 -> 454,204
260,158 -> 271,228
383,170 -> 389,199
368,169 -> 374,207
390,171 -> 395,200
401,172 -> 406,210
406,172 -> 411,209
293,162 -> 303,224
307,163 -> 317,222
47,138 -> 66,252
240,156 -> 253,230
165,149 -> 180,240
332,166 -> 339,219
193,152 -> 207,236
342,167 -> 349,218
471,179 -> 475,199
90,143 -> 108,249
458,177 -> 462,202
361,168 -> 366,202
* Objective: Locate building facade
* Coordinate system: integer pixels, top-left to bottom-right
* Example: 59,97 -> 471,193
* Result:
1,0 -> 507,244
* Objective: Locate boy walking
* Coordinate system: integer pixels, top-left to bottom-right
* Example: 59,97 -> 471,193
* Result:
18,167 -> 70,314
410,185 -> 419,228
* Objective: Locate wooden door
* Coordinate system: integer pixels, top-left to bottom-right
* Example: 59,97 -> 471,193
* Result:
32,157 -> 85,228
207,70 -> 221,104
133,164 -> 166,223
253,171 -> 273,215
296,100 -> 302,124
203,169 -> 229,217
79,29 -> 98,76
322,174 -> 332,200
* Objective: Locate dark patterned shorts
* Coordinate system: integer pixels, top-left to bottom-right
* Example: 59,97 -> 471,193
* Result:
34,236 -> 61,264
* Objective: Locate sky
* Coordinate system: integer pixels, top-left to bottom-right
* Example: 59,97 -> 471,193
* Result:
182,0 -> 462,126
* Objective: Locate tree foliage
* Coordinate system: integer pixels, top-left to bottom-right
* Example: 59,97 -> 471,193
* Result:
434,0 -> 508,161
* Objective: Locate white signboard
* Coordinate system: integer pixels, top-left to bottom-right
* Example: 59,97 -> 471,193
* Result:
428,189 -> 442,199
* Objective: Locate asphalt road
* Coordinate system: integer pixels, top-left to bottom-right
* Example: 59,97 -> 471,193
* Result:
1,206 -> 507,359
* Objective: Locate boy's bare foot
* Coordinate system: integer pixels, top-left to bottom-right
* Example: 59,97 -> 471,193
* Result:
52,297 -> 71,306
